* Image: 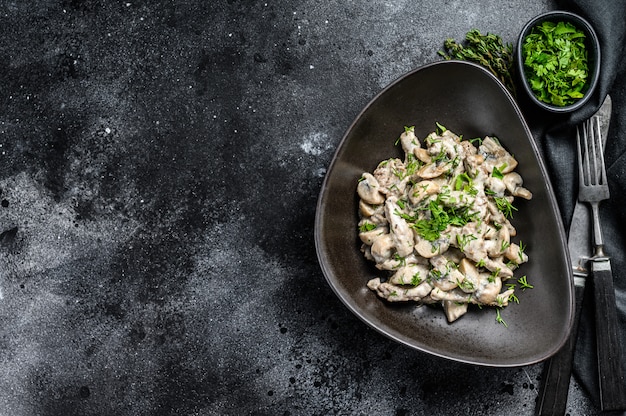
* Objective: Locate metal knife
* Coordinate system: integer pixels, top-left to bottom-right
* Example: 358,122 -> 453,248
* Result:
535,95 -> 612,416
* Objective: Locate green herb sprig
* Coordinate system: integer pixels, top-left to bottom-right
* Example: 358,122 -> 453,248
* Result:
521,20 -> 589,106
439,29 -> 516,96
496,308 -> 508,327
411,198 -> 477,242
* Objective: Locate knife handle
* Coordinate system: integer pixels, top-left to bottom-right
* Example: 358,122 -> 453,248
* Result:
591,259 -> 626,411
535,284 -> 585,416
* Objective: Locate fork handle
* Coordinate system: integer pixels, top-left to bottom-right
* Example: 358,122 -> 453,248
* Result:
591,259 -> 626,411
590,202 -> 605,256
535,284 -> 585,416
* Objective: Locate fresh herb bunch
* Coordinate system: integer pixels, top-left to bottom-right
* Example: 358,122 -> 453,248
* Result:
439,29 -> 516,97
521,21 -> 588,106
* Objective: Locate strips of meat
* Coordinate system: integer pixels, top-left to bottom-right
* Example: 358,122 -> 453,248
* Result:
357,125 -> 532,323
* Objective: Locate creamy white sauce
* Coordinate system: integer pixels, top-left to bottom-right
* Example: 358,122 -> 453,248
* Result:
358,126 -> 532,323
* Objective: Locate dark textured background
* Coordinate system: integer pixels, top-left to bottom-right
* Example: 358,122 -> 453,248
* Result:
0,1 -> 604,415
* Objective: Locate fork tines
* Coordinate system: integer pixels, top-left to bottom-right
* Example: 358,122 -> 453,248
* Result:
577,117 -> 610,201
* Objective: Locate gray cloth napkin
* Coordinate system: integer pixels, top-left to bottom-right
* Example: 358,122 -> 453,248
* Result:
519,0 -> 626,406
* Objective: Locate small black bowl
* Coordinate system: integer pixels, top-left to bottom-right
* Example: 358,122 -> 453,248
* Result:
516,10 -> 601,113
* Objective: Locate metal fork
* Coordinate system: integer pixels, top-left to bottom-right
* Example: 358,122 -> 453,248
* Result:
576,117 -> 626,411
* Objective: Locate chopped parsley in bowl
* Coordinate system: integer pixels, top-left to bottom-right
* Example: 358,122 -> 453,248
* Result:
516,11 -> 600,113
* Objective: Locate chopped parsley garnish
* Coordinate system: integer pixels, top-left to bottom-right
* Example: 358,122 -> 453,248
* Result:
521,20 -> 589,106
454,172 -> 474,193
413,200 -> 450,241
517,275 -> 533,290
429,269 -> 443,281
405,153 -> 421,176
457,278 -> 475,292
496,308 -> 508,327
517,241 -> 526,262
491,164 -> 506,180
431,148 -> 448,164
392,253 -> 407,268
494,196 -> 518,218
410,272 -> 422,286
507,284 -> 520,304
409,193 -> 478,241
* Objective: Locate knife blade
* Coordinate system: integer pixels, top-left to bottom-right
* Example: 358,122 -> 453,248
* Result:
535,95 -> 612,416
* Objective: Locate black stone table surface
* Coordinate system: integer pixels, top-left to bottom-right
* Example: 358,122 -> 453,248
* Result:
0,1 -> 603,415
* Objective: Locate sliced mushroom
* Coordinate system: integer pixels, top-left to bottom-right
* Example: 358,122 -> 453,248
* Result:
368,213 -> 389,228
484,176 -> 506,197
495,288 -> 514,307
443,300 -> 469,322
389,264 -> 430,286
417,161 -> 450,179
430,287 -> 472,303
357,173 -> 385,205
370,233 -> 394,264
358,225 -> 389,245
505,242 -> 528,264
414,147 -> 432,163
359,200 -> 383,217
503,172 -> 532,200
473,273 -> 502,305
408,180 -> 439,205
458,258 -> 481,293
482,256 -> 514,278
415,235 -> 450,258
473,274 -> 514,307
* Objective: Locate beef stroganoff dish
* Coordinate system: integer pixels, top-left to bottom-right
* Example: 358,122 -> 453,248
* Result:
357,124 -> 533,323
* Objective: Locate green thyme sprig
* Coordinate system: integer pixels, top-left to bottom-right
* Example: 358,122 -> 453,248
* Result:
439,29 -> 516,97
